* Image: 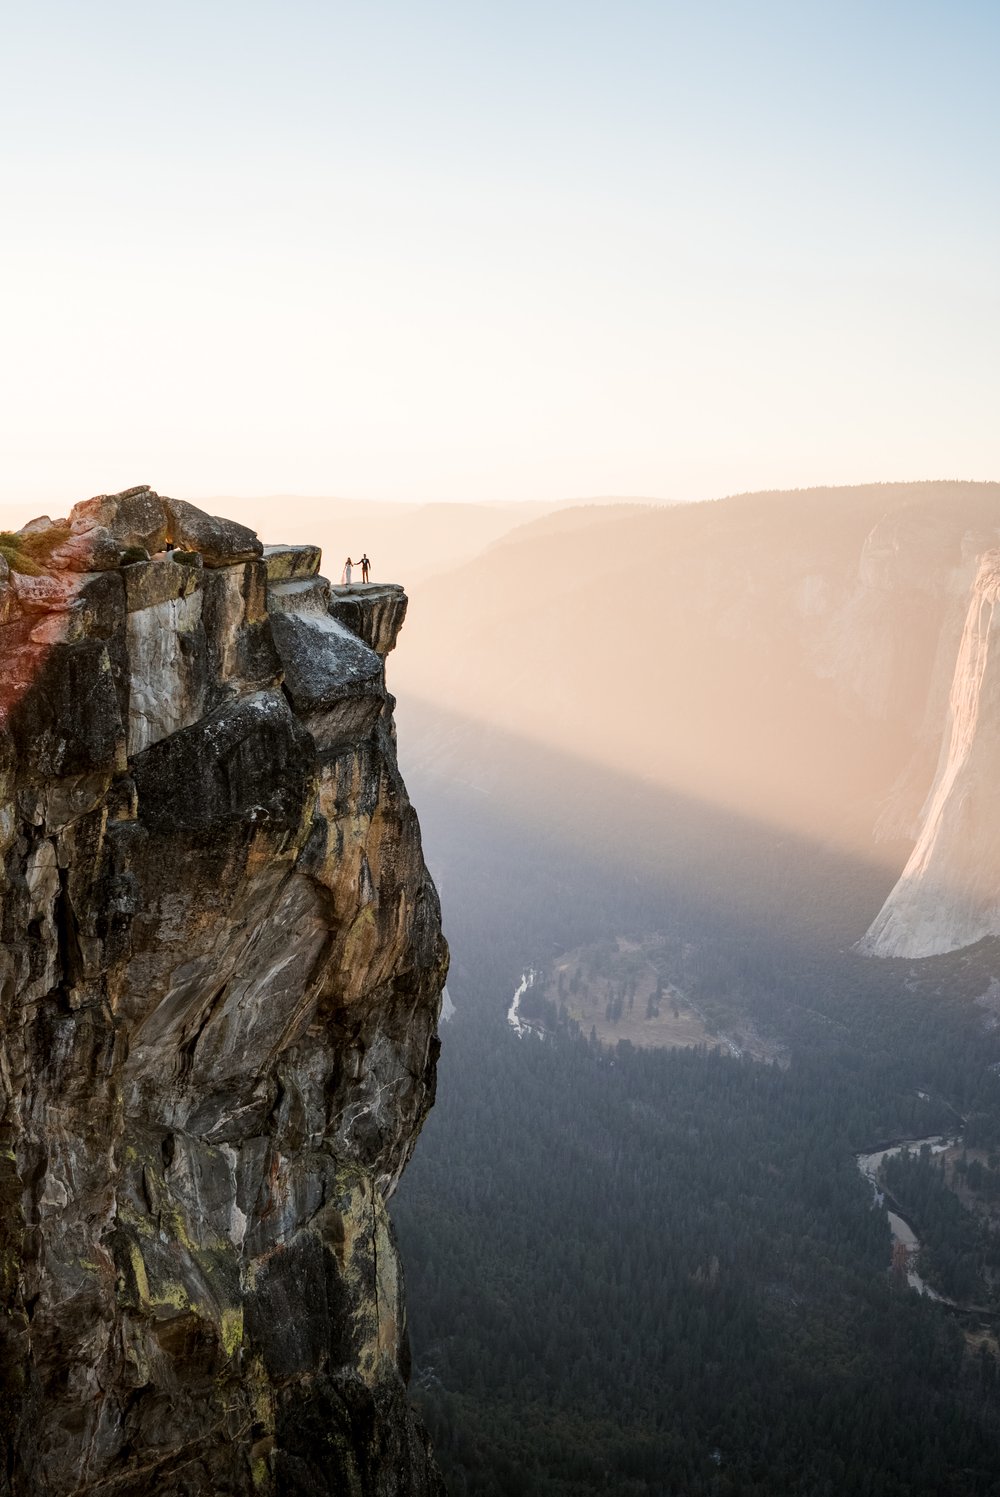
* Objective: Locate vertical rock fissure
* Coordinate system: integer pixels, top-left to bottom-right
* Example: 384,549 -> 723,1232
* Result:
54,865 -> 84,1000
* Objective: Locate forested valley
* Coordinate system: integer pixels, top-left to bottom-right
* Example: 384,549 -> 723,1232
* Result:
391,723 -> 1000,1496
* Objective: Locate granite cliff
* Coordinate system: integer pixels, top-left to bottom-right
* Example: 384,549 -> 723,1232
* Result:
860,549 -> 1000,958
0,488 -> 448,1495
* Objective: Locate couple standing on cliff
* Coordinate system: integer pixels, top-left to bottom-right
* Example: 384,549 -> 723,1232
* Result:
341,553 -> 370,584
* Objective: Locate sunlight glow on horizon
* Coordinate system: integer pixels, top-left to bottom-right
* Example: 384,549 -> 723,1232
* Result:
2,1 -> 997,508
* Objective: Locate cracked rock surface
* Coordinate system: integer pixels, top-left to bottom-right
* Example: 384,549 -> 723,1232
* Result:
0,488 -> 448,1496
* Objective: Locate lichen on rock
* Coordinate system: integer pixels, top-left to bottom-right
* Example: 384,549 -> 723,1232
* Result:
0,488 -> 448,1496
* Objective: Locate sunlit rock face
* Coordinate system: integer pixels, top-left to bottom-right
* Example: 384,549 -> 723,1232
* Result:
859,551 -> 1000,958
329,584 -> 410,660
0,489 -> 447,1496
811,504 -> 1000,844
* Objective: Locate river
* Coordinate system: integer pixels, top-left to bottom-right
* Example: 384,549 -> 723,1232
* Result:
856,1134 -> 959,1301
507,970 -> 538,1038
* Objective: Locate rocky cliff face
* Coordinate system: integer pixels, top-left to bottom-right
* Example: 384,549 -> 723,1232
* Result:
860,550 -> 1000,958
811,503 -> 1000,844
0,489 -> 448,1495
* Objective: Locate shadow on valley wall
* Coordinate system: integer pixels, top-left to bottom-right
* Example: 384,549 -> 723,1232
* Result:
390,482 -> 1000,966
394,692 -> 906,946
392,692 -> 1000,1073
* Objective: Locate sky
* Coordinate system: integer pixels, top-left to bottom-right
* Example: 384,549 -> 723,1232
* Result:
1,0 -> 997,510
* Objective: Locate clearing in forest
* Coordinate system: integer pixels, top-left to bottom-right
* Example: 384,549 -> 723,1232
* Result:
532,936 -> 718,1051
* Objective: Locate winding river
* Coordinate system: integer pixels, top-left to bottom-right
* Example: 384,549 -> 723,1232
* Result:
856,1135 -> 959,1301
507,970 -> 538,1038
508,973 -> 960,1303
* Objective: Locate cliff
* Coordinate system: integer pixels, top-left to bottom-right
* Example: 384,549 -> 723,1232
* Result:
0,489 -> 448,1495
860,550 -> 1000,958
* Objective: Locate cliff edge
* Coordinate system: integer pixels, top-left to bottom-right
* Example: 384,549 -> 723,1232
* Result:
0,489 -> 448,1495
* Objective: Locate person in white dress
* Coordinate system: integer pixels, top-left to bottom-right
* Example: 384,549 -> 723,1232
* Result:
341,557 -> 353,584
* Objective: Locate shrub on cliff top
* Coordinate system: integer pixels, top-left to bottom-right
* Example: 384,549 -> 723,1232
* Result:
0,524 -> 71,576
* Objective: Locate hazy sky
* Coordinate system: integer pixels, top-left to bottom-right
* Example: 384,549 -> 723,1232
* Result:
2,1 -> 997,509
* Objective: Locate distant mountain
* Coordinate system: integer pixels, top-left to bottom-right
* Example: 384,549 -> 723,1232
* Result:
393,480 -> 1000,954
188,493 -> 659,586
0,493 -> 573,590
185,495 -> 565,584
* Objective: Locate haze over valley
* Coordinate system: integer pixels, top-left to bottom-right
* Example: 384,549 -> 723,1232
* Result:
381,480 -> 1000,1494
83,475 -> 1000,1489
5,0 -> 1000,1491
5,474 -> 1000,1493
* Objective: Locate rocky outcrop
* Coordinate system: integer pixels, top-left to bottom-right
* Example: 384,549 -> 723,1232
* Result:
859,551 -> 1000,958
163,497 -> 263,568
329,586 -> 409,660
0,490 -> 447,1495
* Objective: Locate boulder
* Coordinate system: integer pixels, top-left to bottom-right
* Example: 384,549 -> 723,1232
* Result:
263,543 -> 323,581
70,486 -> 168,550
19,514 -> 63,534
163,497 -> 263,568
47,486 -> 170,572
